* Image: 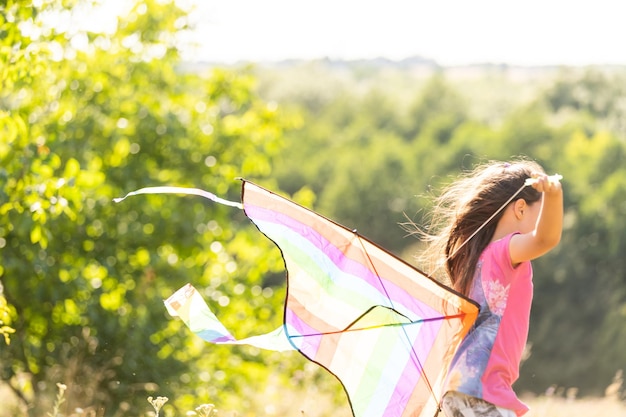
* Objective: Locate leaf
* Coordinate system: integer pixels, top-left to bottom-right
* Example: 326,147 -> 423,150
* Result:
63,158 -> 81,178
30,224 -> 42,244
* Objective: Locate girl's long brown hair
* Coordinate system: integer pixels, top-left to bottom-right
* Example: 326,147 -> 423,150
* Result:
416,159 -> 544,296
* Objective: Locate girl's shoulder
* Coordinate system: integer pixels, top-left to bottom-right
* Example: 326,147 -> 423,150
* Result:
485,232 -> 518,254
482,232 -> 524,272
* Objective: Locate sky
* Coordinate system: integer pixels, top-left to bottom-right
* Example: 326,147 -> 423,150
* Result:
96,0 -> 626,66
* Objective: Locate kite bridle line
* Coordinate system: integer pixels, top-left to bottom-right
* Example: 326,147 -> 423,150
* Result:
355,233 -> 442,414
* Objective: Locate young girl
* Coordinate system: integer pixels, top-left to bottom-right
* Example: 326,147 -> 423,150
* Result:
418,160 -> 563,417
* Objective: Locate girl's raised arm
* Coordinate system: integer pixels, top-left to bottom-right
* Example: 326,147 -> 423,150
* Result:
509,174 -> 563,264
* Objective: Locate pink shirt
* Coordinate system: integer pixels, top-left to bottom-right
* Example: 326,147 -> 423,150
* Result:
446,233 -> 533,416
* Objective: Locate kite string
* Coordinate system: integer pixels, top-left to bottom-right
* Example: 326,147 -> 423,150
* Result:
425,183 -> 525,280
447,182 -> 526,261
430,174 -> 562,279
354,175 -> 558,408
355,181 -> 523,410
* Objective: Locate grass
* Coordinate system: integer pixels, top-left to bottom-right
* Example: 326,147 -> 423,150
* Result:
524,395 -> 626,417
2,378 -> 625,417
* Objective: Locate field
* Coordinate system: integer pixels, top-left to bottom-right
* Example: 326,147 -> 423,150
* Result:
3,378 -> 625,417
524,395 -> 626,417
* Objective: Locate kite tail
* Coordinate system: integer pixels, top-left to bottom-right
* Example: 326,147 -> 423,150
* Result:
165,283 -> 296,352
113,186 -> 243,209
114,186 -> 295,351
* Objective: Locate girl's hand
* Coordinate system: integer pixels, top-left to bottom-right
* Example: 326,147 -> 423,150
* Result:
526,174 -> 562,194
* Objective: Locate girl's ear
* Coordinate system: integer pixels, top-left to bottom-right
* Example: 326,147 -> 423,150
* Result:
513,198 -> 526,220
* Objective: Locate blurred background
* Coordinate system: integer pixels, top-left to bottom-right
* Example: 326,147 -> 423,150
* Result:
1,0 -> 625,416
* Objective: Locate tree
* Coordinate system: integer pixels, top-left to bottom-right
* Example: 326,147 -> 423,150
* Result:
402,74 -> 469,142
1,1 -> 297,415
519,129 -> 626,394
543,68 -> 626,139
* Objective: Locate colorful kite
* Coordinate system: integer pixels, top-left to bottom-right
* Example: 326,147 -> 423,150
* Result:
116,180 -> 480,417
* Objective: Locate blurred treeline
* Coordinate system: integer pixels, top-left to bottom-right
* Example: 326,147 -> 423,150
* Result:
1,1 -> 625,416
258,58 -> 626,400
260,55 -> 626,393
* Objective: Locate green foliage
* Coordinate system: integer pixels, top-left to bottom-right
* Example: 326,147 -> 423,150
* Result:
0,283 -> 15,345
1,0 -> 298,415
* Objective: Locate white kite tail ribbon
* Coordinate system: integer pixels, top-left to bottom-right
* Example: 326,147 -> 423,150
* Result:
113,186 -> 243,209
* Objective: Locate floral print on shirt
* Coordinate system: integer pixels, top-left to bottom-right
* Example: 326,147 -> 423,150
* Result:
484,278 -> 510,316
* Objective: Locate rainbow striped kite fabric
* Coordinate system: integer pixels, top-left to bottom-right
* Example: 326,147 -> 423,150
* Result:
162,180 -> 479,417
